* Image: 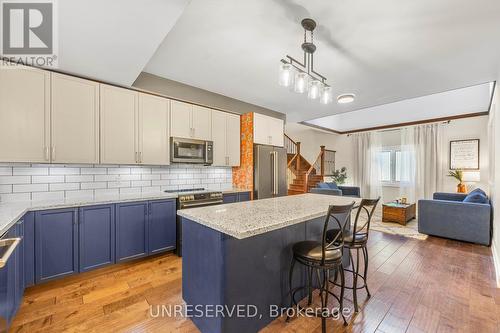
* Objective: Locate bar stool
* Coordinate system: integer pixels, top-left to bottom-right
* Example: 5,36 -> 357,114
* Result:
328,198 -> 380,313
288,202 -> 355,333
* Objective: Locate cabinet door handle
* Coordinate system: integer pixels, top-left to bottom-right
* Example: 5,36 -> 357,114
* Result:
135,152 -> 138,163
44,147 -> 49,161
51,146 -> 56,161
139,152 -> 143,163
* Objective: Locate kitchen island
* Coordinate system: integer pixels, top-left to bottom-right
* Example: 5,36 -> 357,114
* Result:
177,193 -> 361,333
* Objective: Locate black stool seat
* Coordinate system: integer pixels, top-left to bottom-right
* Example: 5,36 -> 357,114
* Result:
326,229 -> 367,246
293,241 -> 342,263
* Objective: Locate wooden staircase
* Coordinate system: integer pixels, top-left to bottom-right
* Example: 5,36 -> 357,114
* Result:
285,135 -> 325,195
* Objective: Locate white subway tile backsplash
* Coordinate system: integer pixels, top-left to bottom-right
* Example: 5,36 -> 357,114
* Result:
32,175 -> 65,183
0,167 -> 12,176
65,175 -> 94,183
0,193 -> 31,202
49,167 -> 80,175
131,180 -> 151,187
94,188 -> 119,198
49,183 -> 80,191
80,182 -> 107,190
0,164 -> 233,202
108,181 -> 131,188
81,167 -> 107,175
108,168 -> 130,175
13,184 -> 48,193
0,176 -> 30,184
32,191 -> 65,201
94,174 -> 121,182
13,167 -> 48,176
119,187 -> 142,195
0,185 -> 12,194
65,190 -> 94,199
140,174 -> 160,181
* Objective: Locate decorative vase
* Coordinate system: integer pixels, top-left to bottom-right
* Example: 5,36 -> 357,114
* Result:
457,183 -> 467,193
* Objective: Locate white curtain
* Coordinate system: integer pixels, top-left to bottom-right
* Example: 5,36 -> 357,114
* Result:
353,132 -> 382,199
399,123 -> 443,201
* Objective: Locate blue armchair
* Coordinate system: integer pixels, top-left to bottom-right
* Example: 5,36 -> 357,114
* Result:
310,182 -> 360,198
418,191 -> 492,246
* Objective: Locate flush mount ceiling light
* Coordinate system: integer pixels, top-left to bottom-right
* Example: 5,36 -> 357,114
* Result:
337,93 -> 355,104
279,18 -> 333,104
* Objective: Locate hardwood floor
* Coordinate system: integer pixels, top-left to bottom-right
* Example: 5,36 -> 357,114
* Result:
11,231 -> 500,333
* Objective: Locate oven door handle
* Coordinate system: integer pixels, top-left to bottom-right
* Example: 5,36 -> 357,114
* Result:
180,200 -> 224,209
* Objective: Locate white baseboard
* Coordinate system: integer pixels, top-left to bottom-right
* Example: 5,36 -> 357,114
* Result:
492,242 -> 500,288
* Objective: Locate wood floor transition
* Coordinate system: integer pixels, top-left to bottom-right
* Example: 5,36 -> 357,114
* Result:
10,231 -> 500,333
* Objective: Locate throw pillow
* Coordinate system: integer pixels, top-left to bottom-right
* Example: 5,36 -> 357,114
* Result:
470,188 -> 487,197
463,192 -> 488,204
327,182 -> 339,190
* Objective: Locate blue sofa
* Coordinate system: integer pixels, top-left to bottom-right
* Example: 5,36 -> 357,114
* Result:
418,190 -> 492,246
310,182 -> 361,198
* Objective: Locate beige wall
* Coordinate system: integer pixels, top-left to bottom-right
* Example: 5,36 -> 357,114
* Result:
284,123 -> 355,184
133,72 -> 285,120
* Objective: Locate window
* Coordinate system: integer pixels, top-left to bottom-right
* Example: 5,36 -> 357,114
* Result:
378,147 -> 412,185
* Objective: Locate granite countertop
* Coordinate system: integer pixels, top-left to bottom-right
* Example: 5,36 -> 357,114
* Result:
0,192 -> 178,236
222,188 -> 252,194
177,193 -> 361,239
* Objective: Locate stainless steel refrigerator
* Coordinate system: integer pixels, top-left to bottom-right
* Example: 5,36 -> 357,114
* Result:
254,144 -> 288,199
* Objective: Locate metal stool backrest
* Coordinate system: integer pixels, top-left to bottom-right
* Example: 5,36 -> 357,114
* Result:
321,202 -> 355,265
349,198 -> 381,246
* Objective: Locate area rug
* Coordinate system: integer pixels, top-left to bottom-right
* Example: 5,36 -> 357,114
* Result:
353,208 -> 428,240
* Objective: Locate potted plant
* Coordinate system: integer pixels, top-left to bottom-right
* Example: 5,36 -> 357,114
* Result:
332,167 -> 348,185
448,169 -> 466,193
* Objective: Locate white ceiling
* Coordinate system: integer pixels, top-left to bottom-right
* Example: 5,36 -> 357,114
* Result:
57,0 -> 190,85
144,0 -> 500,122
305,82 -> 493,132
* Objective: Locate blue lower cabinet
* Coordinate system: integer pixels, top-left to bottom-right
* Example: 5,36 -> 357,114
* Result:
116,202 -> 149,262
238,192 -> 251,202
223,193 -> 238,203
23,212 -> 35,287
148,200 -> 176,255
35,208 -> 79,283
14,219 -> 24,311
79,205 -> 115,272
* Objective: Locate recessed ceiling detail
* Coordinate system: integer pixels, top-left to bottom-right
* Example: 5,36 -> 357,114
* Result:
304,82 -> 493,133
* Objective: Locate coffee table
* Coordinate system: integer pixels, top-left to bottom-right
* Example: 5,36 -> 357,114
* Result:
382,201 -> 416,225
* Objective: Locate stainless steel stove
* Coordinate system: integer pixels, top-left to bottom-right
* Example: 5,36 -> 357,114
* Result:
168,188 -> 223,256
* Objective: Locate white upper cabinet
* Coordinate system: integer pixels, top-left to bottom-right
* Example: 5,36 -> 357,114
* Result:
138,93 -> 170,165
226,113 -> 241,166
211,110 -> 227,166
211,110 -> 240,166
171,101 -> 211,140
192,105 -> 212,140
170,100 -> 192,139
100,84 -> 138,164
0,63 -> 50,163
51,73 -> 99,164
253,113 -> 284,147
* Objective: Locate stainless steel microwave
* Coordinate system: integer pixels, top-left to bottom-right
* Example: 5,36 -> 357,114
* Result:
170,137 -> 213,165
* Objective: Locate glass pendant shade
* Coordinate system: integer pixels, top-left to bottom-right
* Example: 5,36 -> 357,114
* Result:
278,63 -> 293,87
320,86 -> 333,104
308,80 -> 322,100
294,71 -> 308,93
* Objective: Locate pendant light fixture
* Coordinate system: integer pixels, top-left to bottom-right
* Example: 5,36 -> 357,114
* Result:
279,18 -> 332,104
279,18 -> 354,105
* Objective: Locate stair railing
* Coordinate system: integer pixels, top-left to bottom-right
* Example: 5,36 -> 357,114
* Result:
285,134 -> 301,172
304,146 -> 325,193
